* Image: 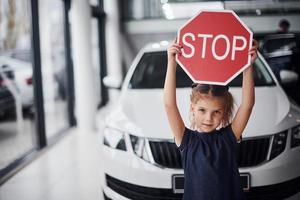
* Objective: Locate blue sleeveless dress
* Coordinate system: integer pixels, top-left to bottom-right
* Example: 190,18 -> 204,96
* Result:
178,125 -> 245,200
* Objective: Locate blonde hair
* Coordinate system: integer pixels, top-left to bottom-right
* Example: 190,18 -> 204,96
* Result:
189,84 -> 234,130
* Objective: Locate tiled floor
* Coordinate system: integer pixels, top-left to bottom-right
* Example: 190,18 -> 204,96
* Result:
0,128 -> 104,200
0,115 -> 36,170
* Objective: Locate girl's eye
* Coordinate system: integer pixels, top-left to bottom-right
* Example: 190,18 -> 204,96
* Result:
214,110 -> 221,115
198,108 -> 205,112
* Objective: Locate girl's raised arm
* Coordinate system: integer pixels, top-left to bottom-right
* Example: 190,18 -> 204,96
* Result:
231,40 -> 258,140
163,41 -> 185,146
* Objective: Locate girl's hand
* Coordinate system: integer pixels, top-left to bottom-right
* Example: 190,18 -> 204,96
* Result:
249,39 -> 258,65
167,38 -> 182,64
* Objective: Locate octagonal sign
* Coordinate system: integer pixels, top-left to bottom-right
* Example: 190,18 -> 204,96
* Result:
176,10 -> 253,85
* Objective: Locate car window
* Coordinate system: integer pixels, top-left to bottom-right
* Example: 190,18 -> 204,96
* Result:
11,51 -> 31,62
129,51 -> 275,89
263,37 -> 297,54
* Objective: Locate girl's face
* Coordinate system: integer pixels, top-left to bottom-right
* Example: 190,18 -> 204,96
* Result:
192,97 -> 224,133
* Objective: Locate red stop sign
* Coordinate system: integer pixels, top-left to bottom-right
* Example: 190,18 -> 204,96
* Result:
176,10 -> 253,85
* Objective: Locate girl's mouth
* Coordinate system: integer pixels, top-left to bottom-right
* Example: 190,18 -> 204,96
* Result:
202,123 -> 213,127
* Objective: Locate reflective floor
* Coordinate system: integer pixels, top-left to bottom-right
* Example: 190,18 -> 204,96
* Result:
0,114 -> 36,170
0,127 -> 103,200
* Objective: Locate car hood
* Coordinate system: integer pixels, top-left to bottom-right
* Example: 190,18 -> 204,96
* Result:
106,87 -> 300,139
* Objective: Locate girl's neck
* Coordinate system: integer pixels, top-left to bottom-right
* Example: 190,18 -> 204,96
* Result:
196,128 -> 216,134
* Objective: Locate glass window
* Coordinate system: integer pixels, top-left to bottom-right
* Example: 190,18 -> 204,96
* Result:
90,0 -> 99,6
39,0 -> 69,139
263,36 -> 297,54
123,0 -> 300,20
129,51 -> 275,89
0,0 -> 37,171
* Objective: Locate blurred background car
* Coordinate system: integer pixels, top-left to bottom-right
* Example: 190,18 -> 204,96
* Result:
0,50 -> 33,111
100,41 -> 300,200
260,33 -> 300,105
0,66 -> 15,119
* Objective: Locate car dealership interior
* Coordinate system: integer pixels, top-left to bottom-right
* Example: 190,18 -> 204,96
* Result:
0,0 -> 300,199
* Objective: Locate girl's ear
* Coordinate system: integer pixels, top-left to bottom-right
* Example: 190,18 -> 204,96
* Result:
221,112 -> 227,127
189,103 -> 196,130
190,103 -> 194,112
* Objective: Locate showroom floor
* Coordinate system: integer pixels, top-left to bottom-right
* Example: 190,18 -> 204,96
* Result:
0,127 -> 104,200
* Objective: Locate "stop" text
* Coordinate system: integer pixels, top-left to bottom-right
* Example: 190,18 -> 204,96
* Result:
181,33 -> 247,61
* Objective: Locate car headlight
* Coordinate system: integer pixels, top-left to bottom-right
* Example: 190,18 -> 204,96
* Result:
130,135 -> 151,162
269,131 -> 288,160
103,127 -> 127,151
291,125 -> 300,148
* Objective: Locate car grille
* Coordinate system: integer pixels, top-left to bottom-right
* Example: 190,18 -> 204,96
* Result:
105,174 -> 300,200
106,174 -> 183,200
149,141 -> 182,169
149,137 -> 270,168
237,137 -> 270,167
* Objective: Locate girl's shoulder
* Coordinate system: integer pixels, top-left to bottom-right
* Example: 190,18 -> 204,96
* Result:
218,124 -> 241,144
177,127 -> 196,151
218,124 -> 232,133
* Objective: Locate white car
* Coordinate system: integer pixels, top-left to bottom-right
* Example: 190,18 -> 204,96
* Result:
100,41 -> 300,200
0,50 -> 34,109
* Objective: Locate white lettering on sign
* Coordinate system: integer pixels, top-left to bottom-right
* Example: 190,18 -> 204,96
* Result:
211,34 -> 230,60
231,36 -> 247,60
197,34 -> 213,58
181,33 -> 247,61
182,33 -> 195,58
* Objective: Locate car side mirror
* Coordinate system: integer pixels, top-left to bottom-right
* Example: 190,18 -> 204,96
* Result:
103,75 -> 122,90
280,70 -> 298,85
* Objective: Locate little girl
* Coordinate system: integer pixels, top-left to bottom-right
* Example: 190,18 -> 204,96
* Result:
163,39 -> 258,200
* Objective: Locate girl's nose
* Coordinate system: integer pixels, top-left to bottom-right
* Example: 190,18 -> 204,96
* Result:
205,113 -> 213,121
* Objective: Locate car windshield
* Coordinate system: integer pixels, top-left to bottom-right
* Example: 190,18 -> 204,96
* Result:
263,37 -> 297,54
129,51 -> 275,89
11,51 -> 31,62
